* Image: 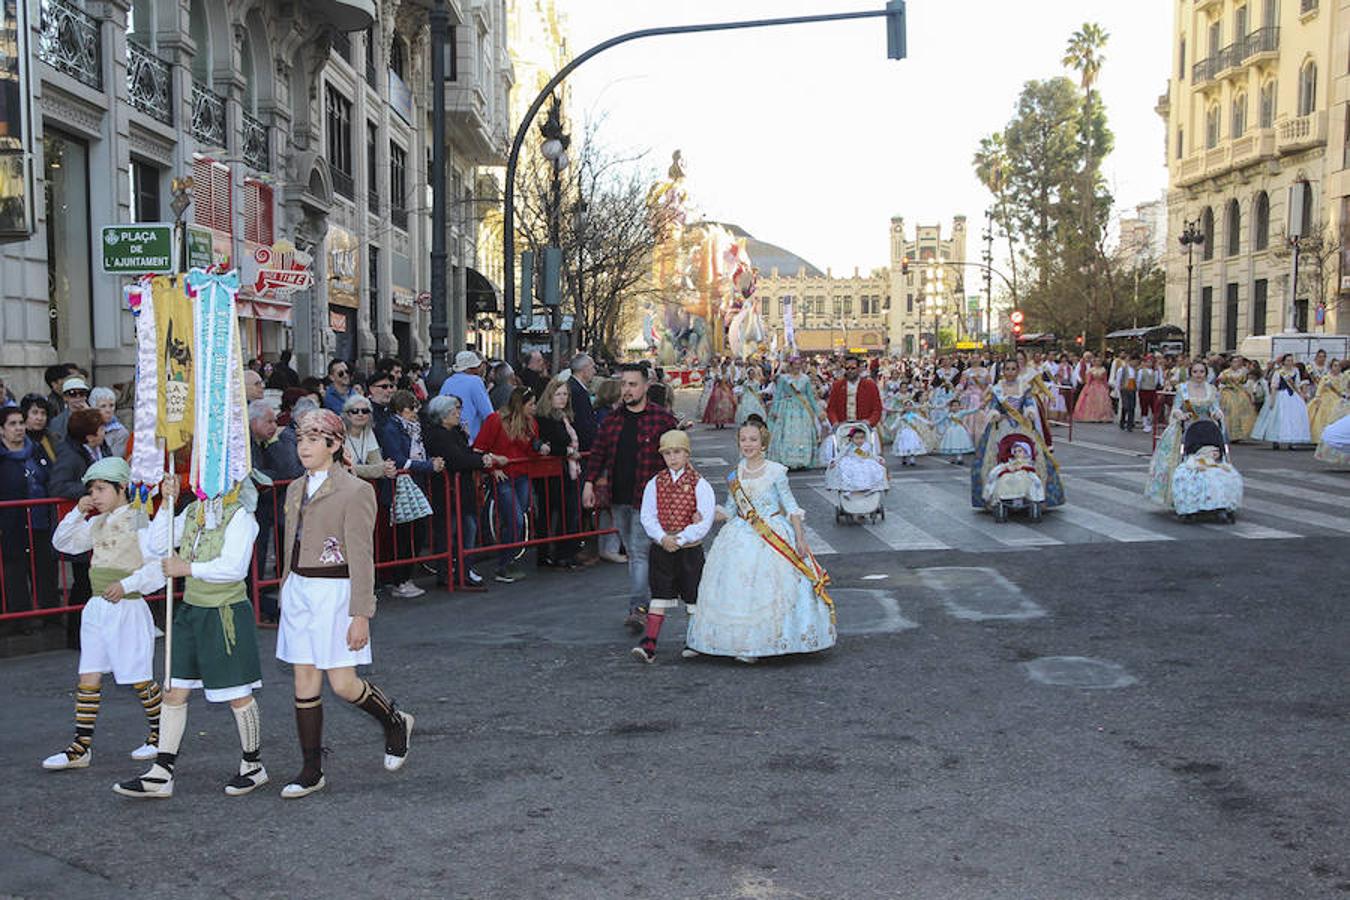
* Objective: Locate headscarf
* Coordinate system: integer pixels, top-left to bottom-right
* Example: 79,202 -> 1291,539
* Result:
82,456 -> 131,486
296,409 -> 344,443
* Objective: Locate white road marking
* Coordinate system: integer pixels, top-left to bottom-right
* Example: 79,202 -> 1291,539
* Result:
1262,467 -> 1350,490
861,574 -> 889,580
1241,472 -> 1350,508
1054,503 -> 1176,543
802,523 -> 837,556
809,485 -> 950,551
1069,474 -> 1303,539
902,481 -> 1062,547
694,456 -> 729,467
919,566 -> 1046,621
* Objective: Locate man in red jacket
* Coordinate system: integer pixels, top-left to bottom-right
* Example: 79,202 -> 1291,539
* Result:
826,356 -> 882,427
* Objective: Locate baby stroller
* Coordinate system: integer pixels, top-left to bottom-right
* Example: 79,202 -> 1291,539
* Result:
984,433 -> 1047,523
1173,419 -> 1241,523
822,421 -> 888,525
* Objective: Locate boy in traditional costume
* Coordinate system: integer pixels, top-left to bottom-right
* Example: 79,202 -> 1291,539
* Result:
276,409 -> 413,798
111,472 -> 266,799
43,458 -> 163,771
632,429 -> 714,663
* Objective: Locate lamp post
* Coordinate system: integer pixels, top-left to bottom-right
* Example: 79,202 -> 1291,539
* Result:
539,98 -> 570,372
923,263 -> 944,358
1178,218 -> 1204,355
426,0 -> 450,393
574,199 -> 588,356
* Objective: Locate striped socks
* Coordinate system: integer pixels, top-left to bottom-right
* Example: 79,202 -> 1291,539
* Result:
66,684 -> 100,760
132,680 -> 162,747
352,681 -> 406,755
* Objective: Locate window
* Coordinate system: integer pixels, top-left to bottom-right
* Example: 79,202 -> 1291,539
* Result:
843,296 -> 853,315
325,85 -> 353,198
1225,283 -> 1239,350
1264,0 -> 1278,26
366,121 -> 378,209
190,155 -> 232,234
906,293 -> 914,314
1253,191 -> 1270,249
1179,38 -> 1186,78
1201,206 -> 1215,260
1252,278 -> 1268,334
1298,61 -> 1317,115
1295,297 -> 1309,330
390,142 -> 408,231
243,177 -> 274,246
1200,286 -> 1214,354
130,159 -> 160,222
1209,20 -> 1221,56
390,36 -> 406,80
1231,93 -> 1247,138
1226,199 -> 1241,256
1300,180 -> 1314,236
1177,127 -> 1185,159
1260,81 -> 1277,128
1206,106 -> 1221,149
364,28 -> 377,87
368,246 -> 379,334
1236,7 -> 1248,40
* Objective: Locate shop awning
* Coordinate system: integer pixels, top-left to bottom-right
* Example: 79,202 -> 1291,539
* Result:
1105,324 -> 1185,341
309,0 -> 375,32
238,299 -> 294,322
467,267 -> 500,314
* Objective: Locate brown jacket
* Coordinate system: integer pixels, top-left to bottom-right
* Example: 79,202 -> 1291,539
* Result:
282,464 -> 378,618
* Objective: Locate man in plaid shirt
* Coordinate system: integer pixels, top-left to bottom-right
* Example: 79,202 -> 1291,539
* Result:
583,365 -> 680,632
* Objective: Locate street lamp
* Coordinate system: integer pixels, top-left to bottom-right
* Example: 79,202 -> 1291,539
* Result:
539,98 -> 570,371
1178,218 -> 1204,354
923,264 -> 944,358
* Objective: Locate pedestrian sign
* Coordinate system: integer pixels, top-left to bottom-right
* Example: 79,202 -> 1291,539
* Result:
101,223 -> 174,274
186,225 -> 213,270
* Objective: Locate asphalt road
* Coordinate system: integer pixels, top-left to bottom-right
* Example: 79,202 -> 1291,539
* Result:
1,401 -> 1348,899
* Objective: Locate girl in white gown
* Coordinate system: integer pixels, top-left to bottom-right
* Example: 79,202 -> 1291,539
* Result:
686,421 -> 835,663
1251,354 -> 1312,448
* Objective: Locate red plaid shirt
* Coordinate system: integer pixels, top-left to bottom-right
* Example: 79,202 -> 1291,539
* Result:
583,403 -> 679,505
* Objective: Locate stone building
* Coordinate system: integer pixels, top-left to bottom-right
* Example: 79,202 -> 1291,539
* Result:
1160,0 -> 1346,353
0,0 -> 516,395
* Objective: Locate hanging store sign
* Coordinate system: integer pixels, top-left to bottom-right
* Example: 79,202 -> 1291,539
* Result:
245,239 -> 314,299
329,309 -> 348,332
186,225 -> 214,269
326,225 -> 360,308
101,223 -> 175,274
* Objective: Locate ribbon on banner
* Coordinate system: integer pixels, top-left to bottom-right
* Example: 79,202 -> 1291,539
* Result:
125,278 -> 162,523
186,269 -> 251,527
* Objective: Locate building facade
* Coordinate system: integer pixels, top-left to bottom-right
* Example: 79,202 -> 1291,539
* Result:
1161,0 -> 1346,355
0,0 -> 514,396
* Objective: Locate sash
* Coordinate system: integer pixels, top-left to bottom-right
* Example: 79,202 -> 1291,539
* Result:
992,393 -> 1060,473
727,472 -> 834,623
784,378 -> 817,420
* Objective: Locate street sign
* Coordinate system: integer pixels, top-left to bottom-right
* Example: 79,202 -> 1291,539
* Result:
186,225 -> 213,269
967,296 -> 981,312
101,223 -> 175,274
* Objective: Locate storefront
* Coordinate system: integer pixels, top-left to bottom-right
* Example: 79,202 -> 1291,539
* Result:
327,225 -> 360,364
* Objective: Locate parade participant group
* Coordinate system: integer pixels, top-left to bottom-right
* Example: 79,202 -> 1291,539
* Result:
15,276 -> 1350,800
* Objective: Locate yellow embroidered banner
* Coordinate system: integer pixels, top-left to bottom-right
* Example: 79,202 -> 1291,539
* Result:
152,274 -> 194,451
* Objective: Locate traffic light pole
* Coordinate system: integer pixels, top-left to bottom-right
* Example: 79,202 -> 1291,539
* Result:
502,5 -> 907,367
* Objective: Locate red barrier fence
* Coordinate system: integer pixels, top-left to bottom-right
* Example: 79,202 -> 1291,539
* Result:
0,455 -> 614,626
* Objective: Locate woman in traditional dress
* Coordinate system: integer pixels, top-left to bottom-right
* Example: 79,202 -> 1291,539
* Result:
766,357 -> 823,470
685,420 -> 835,663
1251,354 -> 1312,449
880,381 -> 905,444
1048,354 -> 1073,421
1072,359 -> 1115,422
1315,409 -> 1350,467
959,366 -> 992,442
970,360 -> 1065,509
734,365 -> 768,426
1217,356 -> 1257,442
1145,361 -> 1225,507
701,363 -> 737,429
1306,361 -> 1347,442
934,399 -> 977,464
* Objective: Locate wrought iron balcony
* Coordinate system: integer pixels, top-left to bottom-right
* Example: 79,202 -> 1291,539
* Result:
332,167 -> 354,200
1191,55 -> 1221,85
242,111 -> 269,171
1300,0 -> 1318,14
191,82 -> 227,148
368,188 -> 379,211
391,206 -> 408,232
37,0 -> 103,91
1242,26 -> 1280,60
127,41 -> 172,125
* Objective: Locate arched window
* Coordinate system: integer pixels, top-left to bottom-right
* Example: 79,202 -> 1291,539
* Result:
127,0 -> 154,47
1298,60 -> 1317,116
1231,93 -> 1247,138
390,35 -> 406,80
1226,199 -> 1241,256
1259,80 -> 1277,128
1300,180 -> 1315,237
1206,105 -> 1222,149
1253,191 -> 1270,250
189,0 -> 211,83
240,33 -> 257,114
1201,207 -> 1215,260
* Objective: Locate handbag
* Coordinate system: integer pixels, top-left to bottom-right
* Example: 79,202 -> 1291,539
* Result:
392,473 -> 433,524
592,474 -> 611,509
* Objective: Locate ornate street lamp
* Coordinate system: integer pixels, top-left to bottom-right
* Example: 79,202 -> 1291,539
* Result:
1178,218 -> 1204,354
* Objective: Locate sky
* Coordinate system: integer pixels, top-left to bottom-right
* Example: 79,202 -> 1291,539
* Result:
564,0 -> 1172,278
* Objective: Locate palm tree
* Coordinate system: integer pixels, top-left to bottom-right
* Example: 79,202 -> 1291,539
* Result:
972,132 -> 1019,307
1063,22 -> 1109,345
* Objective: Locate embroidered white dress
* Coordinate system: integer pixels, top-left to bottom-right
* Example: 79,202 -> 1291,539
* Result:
686,461 -> 835,658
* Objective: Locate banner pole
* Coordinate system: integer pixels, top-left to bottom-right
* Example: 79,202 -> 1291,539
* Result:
161,438 -> 174,684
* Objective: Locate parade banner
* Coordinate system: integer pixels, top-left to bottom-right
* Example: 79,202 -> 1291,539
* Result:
187,269 -> 251,519
152,274 -> 194,451
125,279 -> 162,518
783,298 -> 796,351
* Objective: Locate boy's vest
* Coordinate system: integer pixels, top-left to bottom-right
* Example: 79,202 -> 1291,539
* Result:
179,503 -> 248,609
654,467 -> 702,540
89,506 -> 144,599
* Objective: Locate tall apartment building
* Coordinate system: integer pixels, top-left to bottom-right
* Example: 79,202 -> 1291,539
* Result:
0,0 -> 514,394
1160,0 -> 1345,355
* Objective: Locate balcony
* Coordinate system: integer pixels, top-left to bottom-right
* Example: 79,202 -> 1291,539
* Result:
446,82 -> 505,164
1276,110 -> 1327,154
1216,43 -> 1243,79
1204,143 -> 1231,173
1300,0 -> 1318,14
1230,128 -> 1276,167
332,167 -> 354,200
1176,129 -> 1279,186
1195,0 -> 1223,10
391,206 -> 408,232
1242,27 -> 1279,63
1192,55 -> 1221,86
190,81 -> 227,148
126,41 -> 172,125
242,111 -> 269,171
37,0 -> 102,91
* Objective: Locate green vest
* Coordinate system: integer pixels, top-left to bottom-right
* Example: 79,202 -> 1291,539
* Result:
179,503 -> 249,656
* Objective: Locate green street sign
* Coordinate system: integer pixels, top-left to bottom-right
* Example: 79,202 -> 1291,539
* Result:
186,225 -> 213,269
967,296 -> 981,312
101,223 -> 174,274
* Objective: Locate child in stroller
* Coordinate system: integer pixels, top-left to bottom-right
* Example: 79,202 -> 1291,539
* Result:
983,433 -> 1047,522
1171,418 -> 1243,522
824,423 -> 888,524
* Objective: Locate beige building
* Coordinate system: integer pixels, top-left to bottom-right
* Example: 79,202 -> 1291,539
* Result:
752,216 -> 970,356
1161,0 -> 1346,354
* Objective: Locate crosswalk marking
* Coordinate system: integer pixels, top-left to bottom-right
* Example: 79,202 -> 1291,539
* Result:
1203,520 -> 1300,540
901,481 -> 1062,547
1054,503 -> 1176,543
1261,467 -> 1350,491
1242,474 -> 1350,509
802,524 -> 838,557
1066,473 -> 1308,539
1234,494 -> 1350,535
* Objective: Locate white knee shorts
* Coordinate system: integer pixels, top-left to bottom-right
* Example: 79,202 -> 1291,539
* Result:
78,596 -> 155,684
275,573 -> 372,671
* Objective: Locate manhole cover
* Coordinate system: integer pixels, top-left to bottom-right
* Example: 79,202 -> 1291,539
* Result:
1022,656 -> 1137,689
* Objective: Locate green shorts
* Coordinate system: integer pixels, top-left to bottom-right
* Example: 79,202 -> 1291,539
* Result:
169,601 -> 262,702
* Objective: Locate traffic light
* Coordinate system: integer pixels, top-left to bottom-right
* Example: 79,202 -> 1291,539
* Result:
900,255 -> 909,275
542,247 -> 562,307
886,0 -> 907,60
1009,309 -> 1024,339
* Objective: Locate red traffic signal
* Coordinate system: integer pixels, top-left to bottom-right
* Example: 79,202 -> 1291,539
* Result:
1009,310 -> 1025,325
1011,322 -> 1023,337
1075,334 -> 1085,345
901,255 -> 910,275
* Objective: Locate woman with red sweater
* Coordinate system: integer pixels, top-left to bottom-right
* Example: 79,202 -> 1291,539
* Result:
473,387 -> 545,583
